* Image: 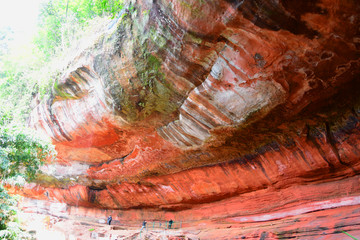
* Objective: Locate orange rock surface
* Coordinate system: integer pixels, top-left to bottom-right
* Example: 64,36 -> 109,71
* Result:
17,0 -> 360,238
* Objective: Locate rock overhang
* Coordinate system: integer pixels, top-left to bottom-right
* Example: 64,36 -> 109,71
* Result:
15,1 -> 360,235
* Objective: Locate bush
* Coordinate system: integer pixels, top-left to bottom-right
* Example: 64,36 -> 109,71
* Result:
0,111 -> 55,239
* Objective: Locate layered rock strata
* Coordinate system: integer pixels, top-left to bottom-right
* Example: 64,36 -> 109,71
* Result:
18,0 -> 360,238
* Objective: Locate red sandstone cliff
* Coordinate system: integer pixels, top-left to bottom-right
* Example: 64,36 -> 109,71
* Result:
16,0 -> 360,238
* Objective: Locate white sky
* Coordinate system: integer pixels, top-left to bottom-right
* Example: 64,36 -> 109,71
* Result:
0,0 -> 44,41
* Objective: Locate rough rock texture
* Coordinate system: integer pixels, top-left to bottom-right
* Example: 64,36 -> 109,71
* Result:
18,0 -> 360,238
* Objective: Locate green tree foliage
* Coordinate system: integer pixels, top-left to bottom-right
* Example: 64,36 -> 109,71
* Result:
0,112 -> 55,238
35,0 -> 124,60
0,0 -> 124,123
0,116 -> 54,180
0,184 -> 21,239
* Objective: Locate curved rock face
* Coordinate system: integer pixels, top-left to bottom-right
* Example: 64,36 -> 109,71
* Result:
21,0 -> 360,238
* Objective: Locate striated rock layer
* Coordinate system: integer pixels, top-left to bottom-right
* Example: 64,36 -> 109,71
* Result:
17,0 -> 360,238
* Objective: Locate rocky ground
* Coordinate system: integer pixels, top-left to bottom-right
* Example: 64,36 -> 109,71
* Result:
19,203 -> 360,240
20,211 -> 197,240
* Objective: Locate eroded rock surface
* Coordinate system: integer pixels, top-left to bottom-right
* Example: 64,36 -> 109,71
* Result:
18,0 -> 360,238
